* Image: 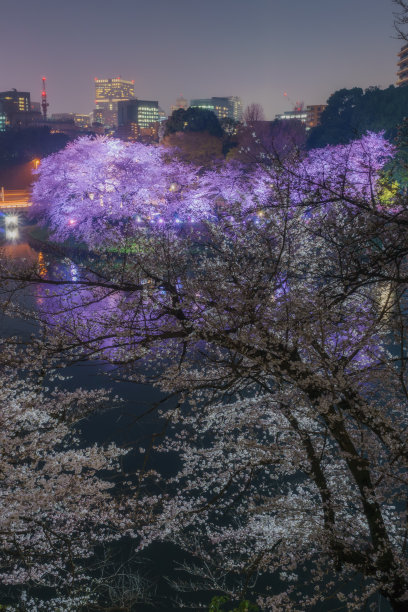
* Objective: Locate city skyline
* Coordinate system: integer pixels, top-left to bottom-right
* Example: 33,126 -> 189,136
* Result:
0,0 -> 403,119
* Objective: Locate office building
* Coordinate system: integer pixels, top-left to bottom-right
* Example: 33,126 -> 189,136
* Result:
94,77 -> 135,127
118,99 -> 159,141
306,104 -> 326,129
276,104 -> 308,123
0,90 -> 31,126
397,44 -> 408,87
0,90 -> 30,114
213,96 -> 242,121
118,99 -> 159,128
275,103 -> 326,130
190,96 -> 242,121
190,98 -> 215,114
0,90 -> 41,128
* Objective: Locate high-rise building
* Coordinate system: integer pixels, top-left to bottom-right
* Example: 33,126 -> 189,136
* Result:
94,77 -> 135,127
190,96 -> 242,121
213,96 -> 242,121
0,90 -> 37,127
397,44 -> 408,87
190,98 -> 216,114
117,99 -> 159,141
118,99 -> 159,128
0,90 -> 30,114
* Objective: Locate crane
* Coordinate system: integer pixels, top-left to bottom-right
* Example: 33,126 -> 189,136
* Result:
283,92 -> 304,112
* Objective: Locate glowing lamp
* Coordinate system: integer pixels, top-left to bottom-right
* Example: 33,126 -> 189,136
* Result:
5,215 -> 19,227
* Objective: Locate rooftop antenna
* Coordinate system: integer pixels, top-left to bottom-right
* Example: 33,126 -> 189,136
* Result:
41,77 -> 49,120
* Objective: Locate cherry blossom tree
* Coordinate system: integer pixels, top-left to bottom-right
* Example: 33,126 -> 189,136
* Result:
2,132 -> 408,609
0,337 -> 140,609
31,136 -> 199,248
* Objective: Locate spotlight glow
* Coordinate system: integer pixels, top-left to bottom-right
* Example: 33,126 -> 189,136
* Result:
5,215 -> 19,227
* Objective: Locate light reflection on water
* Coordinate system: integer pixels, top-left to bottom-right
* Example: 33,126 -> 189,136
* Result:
1,240 -> 38,262
70,261 -> 79,281
5,226 -> 19,241
2,213 -> 21,242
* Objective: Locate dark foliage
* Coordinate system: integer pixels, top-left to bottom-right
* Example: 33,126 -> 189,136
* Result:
164,107 -> 223,138
0,126 -> 70,166
307,85 -> 408,149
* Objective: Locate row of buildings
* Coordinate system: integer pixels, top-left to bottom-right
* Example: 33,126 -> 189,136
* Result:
0,77 -> 327,142
3,40 -> 408,139
93,79 -> 326,136
0,89 -> 98,136
94,78 -> 244,137
0,79 -> 247,141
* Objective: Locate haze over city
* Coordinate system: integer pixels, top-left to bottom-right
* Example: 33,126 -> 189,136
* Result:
0,0 -> 401,118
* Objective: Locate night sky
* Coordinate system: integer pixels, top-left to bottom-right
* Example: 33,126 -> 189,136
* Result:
0,0 -> 402,119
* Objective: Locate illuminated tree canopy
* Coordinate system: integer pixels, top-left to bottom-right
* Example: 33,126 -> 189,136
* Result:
2,131 -> 408,610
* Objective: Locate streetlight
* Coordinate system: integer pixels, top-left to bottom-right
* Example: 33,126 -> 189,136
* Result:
33,159 -> 40,170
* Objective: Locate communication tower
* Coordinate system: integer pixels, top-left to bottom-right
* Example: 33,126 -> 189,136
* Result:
41,77 -> 49,120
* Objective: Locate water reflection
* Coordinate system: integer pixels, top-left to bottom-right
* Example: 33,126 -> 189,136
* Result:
2,213 -> 20,243
5,226 -> 19,241
70,261 -> 79,281
1,240 -> 38,261
38,251 -> 47,277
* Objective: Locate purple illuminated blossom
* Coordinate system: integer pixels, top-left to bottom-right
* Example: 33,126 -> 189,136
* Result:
25,131 -> 408,610
32,136 -> 200,246
32,132 -> 394,248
